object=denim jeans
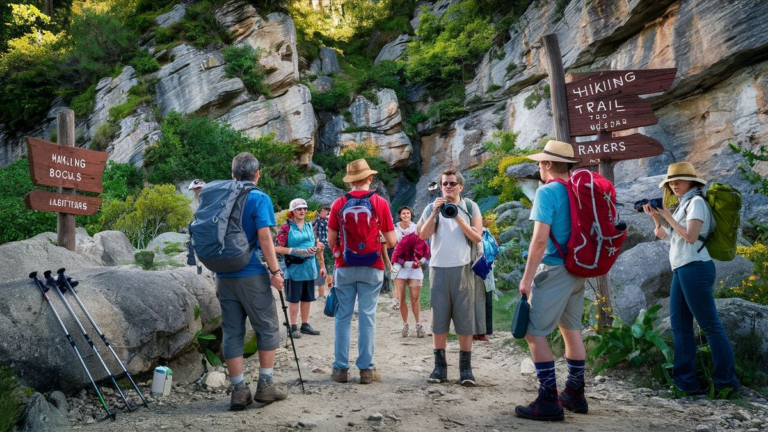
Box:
[670,260,739,392]
[333,266,383,370]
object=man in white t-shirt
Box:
[417,168,483,386]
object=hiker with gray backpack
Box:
[189,152,289,410]
[643,161,741,397]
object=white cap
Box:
[289,198,308,211]
[188,179,206,190]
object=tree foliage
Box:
[313,143,396,190]
[0,158,56,244]
[406,0,494,85]
[102,184,192,249]
[144,111,304,210]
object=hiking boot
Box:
[229,382,252,411]
[359,368,379,384]
[415,323,425,338]
[331,368,348,383]
[289,324,302,339]
[402,323,410,338]
[300,323,320,335]
[473,334,489,342]
[254,383,288,404]
[427,349,448,383]
[559,386,588,414]
[515,390,564,421]
[458,350,475,387]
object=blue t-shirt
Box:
[216,189,276,278]
[529,181,571,266]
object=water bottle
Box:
[151,366,173,397]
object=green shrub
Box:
[586,304,673,373]
[0,30,65,131]
[134,250,155,270]
[129,50,160,75]
[70,83,97,118]
[163,242,185,255]
[106,184,192,249]
[109,84,154,123]
[524,90,542,110]
[90,122,120,151]
[144,111,303,209]
[222,45,272,97]
[487,84,502,92]
[172,0,233,50]
[0,158,57,245]
[406,1,494,85]
[0,366,28,432]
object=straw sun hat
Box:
[658,162,707,188]
[342,158,378,183]
[527,140,579,164]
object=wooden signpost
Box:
[24,109,108,250]
[542,34,677,329]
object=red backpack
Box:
[548,169,627,278]
[338,192,381,266]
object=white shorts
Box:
[395,261,424,281]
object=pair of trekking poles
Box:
[29,268,149,421]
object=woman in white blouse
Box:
[643,162,739,397]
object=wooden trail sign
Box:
[25,190,102,216]
[566,69,677,102]
[567,94,657,136]
[574,133,665,167]
[27,137,108,193]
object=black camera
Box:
[440,203,459,219]
[634,198,664,212]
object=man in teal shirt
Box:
[515,140,588,422]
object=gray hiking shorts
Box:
[216,274,279,358]
[430,265,486,335]
[527,264,586,336]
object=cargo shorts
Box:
[527,264,586,336]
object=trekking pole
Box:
[278,290,305,393]
[43,271,136,412]
[56,268,149,408]
[29,272,116,421]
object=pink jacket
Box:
[391,233,431,265]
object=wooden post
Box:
[545,34,615,330]
[542,34,571,142]
[57,109,76,251]
[596,131,615,329]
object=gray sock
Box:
[258,367,274,389]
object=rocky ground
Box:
[64,291,768,432]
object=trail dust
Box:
[77,288,729,432]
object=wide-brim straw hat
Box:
[343,158,378,183]
[658,162,707,188]
[527,140,579,164]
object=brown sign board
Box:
[26,137,108,193]
[573,133,665,167]
[24,190,102,216]
[567,94,658,136]
[566,68,677,102]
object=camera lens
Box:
[440,203,458,219]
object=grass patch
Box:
[162,241,185,255]
[0,367,28,432]
[71,83,98,118]
[223,45,272,98]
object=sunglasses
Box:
[442,181,459,187]
[294,208,308,211]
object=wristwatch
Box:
[268,268,283,276]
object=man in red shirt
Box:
[327,159,397,385]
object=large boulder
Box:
[0,243,218,390]
[307,180,345,207]
[107,109,160,167]
[375,34,410,65]
[216,1,299,97]
[0,238,97,282]
[155,4,186,28]
[146,232,189,254]
[609,241,754,323]
[309,47,341,76]
[710,298,768,370]
[80,231,135,267]
[155,44,244,117]
[19,392,69,432]
[221,84,317,165]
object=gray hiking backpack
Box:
[189,180,260,273]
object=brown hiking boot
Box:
[359,368,379,384]
[229,383,252,411]
[331,368,348,383]
[254,383,288,404]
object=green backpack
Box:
[694,183,742,261]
